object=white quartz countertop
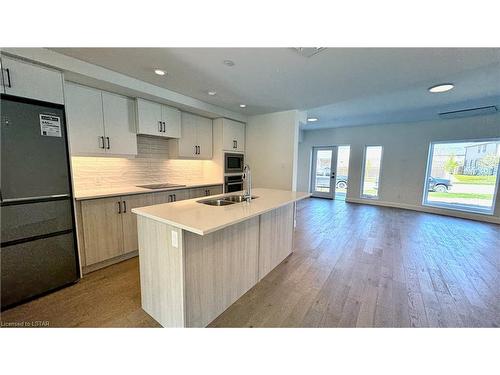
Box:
[132,188,311,235]
[74,182,223,201]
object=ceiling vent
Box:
[438,105,498,119]
[292,47,326,58]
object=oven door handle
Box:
[226,181,243,186]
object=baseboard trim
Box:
[345,198,500,225]
[82,251,138,275]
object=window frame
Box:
[422,138,500,216]
[360,145,383,199]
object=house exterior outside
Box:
[463,142,500,175]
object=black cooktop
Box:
[136,183,187,190]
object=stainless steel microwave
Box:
[224,152,244,173]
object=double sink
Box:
[198,194,258,206]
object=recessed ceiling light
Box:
[207,90,217,96]
[239,104,246,108]
[154,69,166,76]
[307,117,318,122]
[223,60,235,67]
[428,83,454,93]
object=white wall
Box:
[298,113,500,223]
[246,110,301,191]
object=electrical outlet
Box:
[171,230,178,248]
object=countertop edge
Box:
[132,192,311,235]
[74,182,224,201]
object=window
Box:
[423,139,500,214]
[361,146,383,198]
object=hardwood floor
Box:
[2,198,499,327]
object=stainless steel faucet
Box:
[242,164,252,202]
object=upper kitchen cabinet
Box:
[169,112,213,159]
[0,55,64,104]
[136,98,181,138]
[218,118,245,152]
[101,92,138,155]
[65,82,137,156]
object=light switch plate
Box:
[171,230,178,248]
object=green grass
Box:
[452,175,497,185]
[429,192,493,200]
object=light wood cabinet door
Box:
[102,92,137,156]
[153,189,189,204]
[196,116,213,159]
[222,119,245,152]
[177,112,198,157]
[1,55,64,104]
[81,197,124,266]
[188,188,207,199]
[121,193,154,253]
[65,83,106,155]
[162,105,181,138]
[136,98,163,137]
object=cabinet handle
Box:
[158,121,162,132]
[99,136,105,149]
[194,145,197,155]
[197,145,201,155]
[117,201,122,214]
[123,200,127,213]
[173,194,176,202]
[162,122,166,132]
[4,68,11,88]
[106,137,110,149]
[233,140,237,149]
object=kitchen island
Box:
[132,188,310,327]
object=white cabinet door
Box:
[196,116,213,159]
[177,112,198,157]
[162,105,181,138]
[65,83,106,155]
[222,119,245,152]
[102,92,137,156]
[136,98,163,136]
[1,55,64,104]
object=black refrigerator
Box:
[1,94,79,310]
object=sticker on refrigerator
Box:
[39,114,62,137]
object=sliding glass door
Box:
[311,146,337,199]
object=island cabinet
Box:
[133,188,309,327]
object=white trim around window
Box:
[422,138,500,216]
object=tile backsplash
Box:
[71,135,220,191]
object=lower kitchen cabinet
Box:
[122,193,154,254]
[153,189,189,204]
[81,196,124,266]
[77,185,222,272]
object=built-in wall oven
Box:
[224,152,244,174]
[224,175,244,193]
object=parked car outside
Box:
[336,175,348,189]
[428,177,452,192]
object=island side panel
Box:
[137,216,186,327]
[258,203,295,280]
[183,217,260,327]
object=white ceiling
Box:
[50,48,500,129]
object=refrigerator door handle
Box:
[1,194,70,205]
